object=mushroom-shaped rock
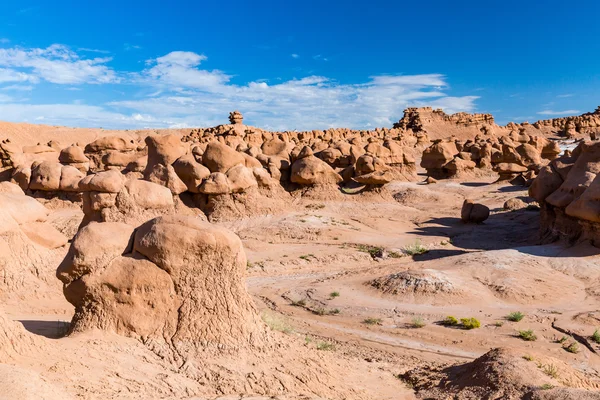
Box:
[172,154,211,193]
[146,163,188,195]
[145,134,187,167]
[202,142,245,173]
[85,136,136,153]
[421,141,458,170]
[461,199,490,223]
[199,172,232,194]
[81,170,126,193]
[290,155,342,185]
[133,215,265,349]
[59,165,85,192]
[226,165,258,193]
[59,146,89,164]
[29,161,62,191]
[10,166,31,191]
[57,221,136,286]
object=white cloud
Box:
[78,47,111,54]
[124,43,142,51]
[0,94,12,103]
[0,67,38,83]
[0,48,481,130]
[556,94,573,98]
[138,51,230,91]
[0,38,9,44]
[108,52,478,130]
[0,44,117,84]
[291,53,299,58]
[1,84,33,91]
[537,109,580,116]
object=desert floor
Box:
[4,170,600,399]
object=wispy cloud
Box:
[0,38,9,44]
[0,44,117,84]
[537,109,580,116]
[124,43,142,51]
[313,54,329,61]
[556,93,573,98]
[291,53,299,59]
[78,47,111,54]
[1,84,33,91]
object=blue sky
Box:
[0,0,599,130]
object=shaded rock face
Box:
[291,155,342,185]
[420,133,559,183]
[0,189,67,302]
[461,199,490,223]
[530,141,600,245]
[57,215,266,353]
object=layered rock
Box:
[529,141,600,245]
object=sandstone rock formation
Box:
[529,141,600,245]
[57,214,267,354]
[402,348,600,399]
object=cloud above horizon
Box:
[0,44,482,130]
[537,109,580,116]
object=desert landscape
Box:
[0,105,599,399]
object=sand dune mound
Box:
[402,347,600,399]
[369,269,461,296]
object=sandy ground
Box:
[3,170,600,399]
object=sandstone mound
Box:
[369,270,461,297]
[529,141,600,245]
[421,130,560,183]
[58,215,266,354]
[0,189,68,303]
[402,347,600,399]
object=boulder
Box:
[461,199,490,223]
[29,161,62,191]
[202,142,245,173]
[290,155,342,185]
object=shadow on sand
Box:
[19,320,70,339]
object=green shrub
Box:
[592,329,600,344]
[557,335,568,344]
[403,240,428,256]
[523,354,533,361]
[564,342,579,354]
[460,317,481,330]
[540,383,554,390]
[518,329,537,341]
[261,311,294,334]
[316,341,335,351]
[542,364,558,379]
[443,316,459,326]
[411,317,426,328]
[507,311,525,322]
[330,291,340,298]
[363,317,382,325]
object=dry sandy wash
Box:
[0,108,600,399]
